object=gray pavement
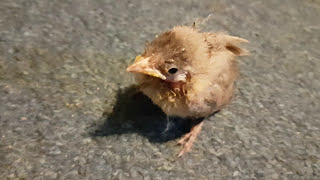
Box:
[0,0,319,179]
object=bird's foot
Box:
[178,120,204,157]
[161,116,171,134]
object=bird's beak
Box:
[127,56,166,80]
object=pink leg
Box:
[178,120,204,157]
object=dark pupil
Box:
[168,68,178,74]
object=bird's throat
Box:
[169,81,185,92]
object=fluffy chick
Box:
[127,26,248,156]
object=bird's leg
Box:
[178,119,204,157]
[162,116,171,134]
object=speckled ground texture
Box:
[0,0,319,179]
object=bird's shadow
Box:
[90,86,192,143]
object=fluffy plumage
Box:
[127,26,248,156]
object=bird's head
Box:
[126,54,191,83]
[127,28,198,84]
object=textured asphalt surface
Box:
[0,0,319,179]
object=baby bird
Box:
[127,26,248,156]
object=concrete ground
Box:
[0,0,319,179]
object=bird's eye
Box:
[168,68,178,74]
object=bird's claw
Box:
[178,133,195,157]
[178,132,192,144]
[177,120,204,157]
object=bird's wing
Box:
[204,32,249,56]
[186,33,248,116]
